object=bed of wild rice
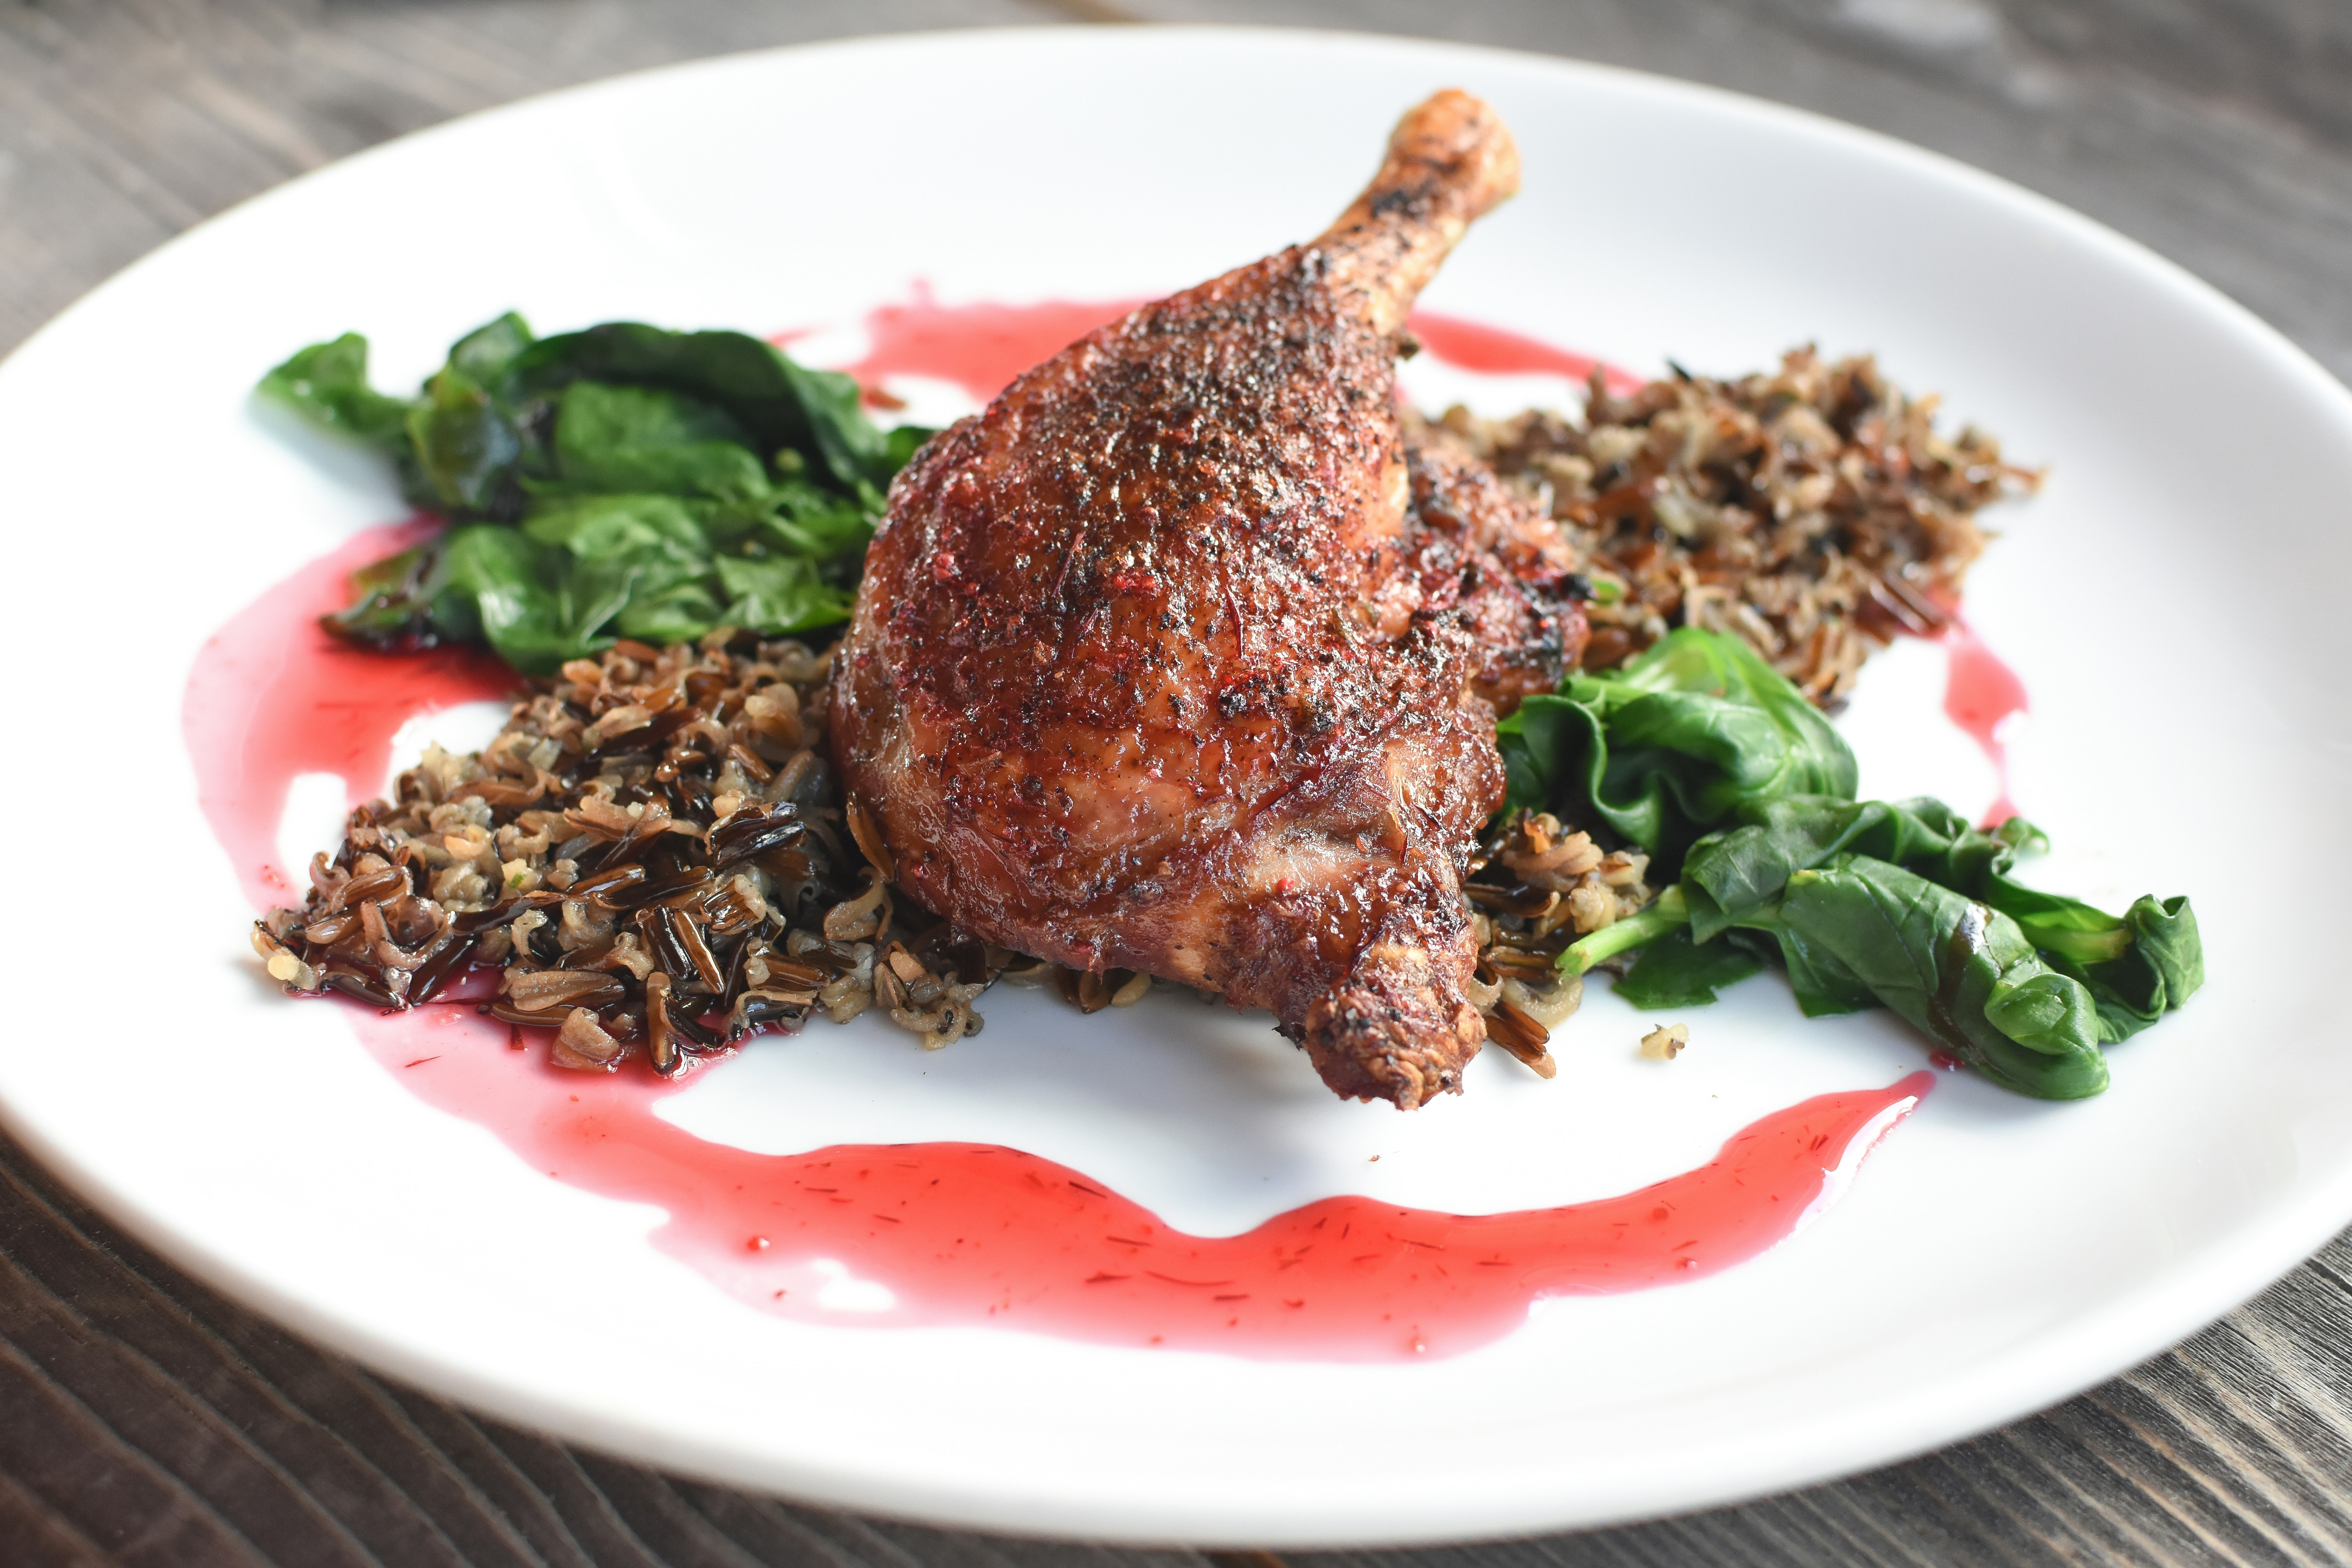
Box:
[1406,346,2039,704]
[255,635,991,1074]
[256,353,2026,1077]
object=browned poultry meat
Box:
[1402,437,1587,715]
[832,91,1587,1107]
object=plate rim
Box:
[5,23,2352,1546]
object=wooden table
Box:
[5,3,2348,1562]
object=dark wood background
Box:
[4,2,2349,1562]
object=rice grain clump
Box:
[1640,1024,1691,1061]
[1457,809,1624,1080]
[250,633,1002,1074]
[1407,347,2039,702]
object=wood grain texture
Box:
[2,2,2348,1563]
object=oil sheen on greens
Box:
[258,313,930,674]
[1498,628,2203,1099]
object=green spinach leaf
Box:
[1678,793,2201,1041]
[715,554,858,635]
[446,312,535,388]
[258,312,926,669]
[1613,926,1771,1009]
[320,541,440,648]
[548,383,767,501]
[759,481,878,563]
[615,580,726,646]
[503,321,900,493]
[2049,893,2205,1043]
[407,366,523,515]
[1776,857,2110,1099]
[1524,628,2201,1095]
[1496,627,1857,878]
[256,334,412,452]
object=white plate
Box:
[4,26,2350,1547]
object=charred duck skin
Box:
[833,91,1585,1107]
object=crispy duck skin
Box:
[833,91,1577,1107]
[1403,437,1589,715]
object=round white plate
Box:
[4,26,2350,1547]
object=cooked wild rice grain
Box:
[1640,1023,1692,1061]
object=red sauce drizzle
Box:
[347,1001,1929,1361]
[181,518,514,907]
[821,287,1643,407]
[831,285,1145,405]
[1406,311,1647,396]
[1940,620,2030,828]
[188,315,1942,1362]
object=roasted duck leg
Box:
[833,91,1567,1107]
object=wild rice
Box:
[253,632,1004,1074]
[1406,346,2038,704]
[1640,1023,1691,1061]
[1457,809,1612,1080]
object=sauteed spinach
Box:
[1501,628,2202,1098]
[259,314,928,674]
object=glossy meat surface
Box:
[1403,437,1589,714]
[833,92,1560,1107]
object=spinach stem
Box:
[1560,885,1688,975]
